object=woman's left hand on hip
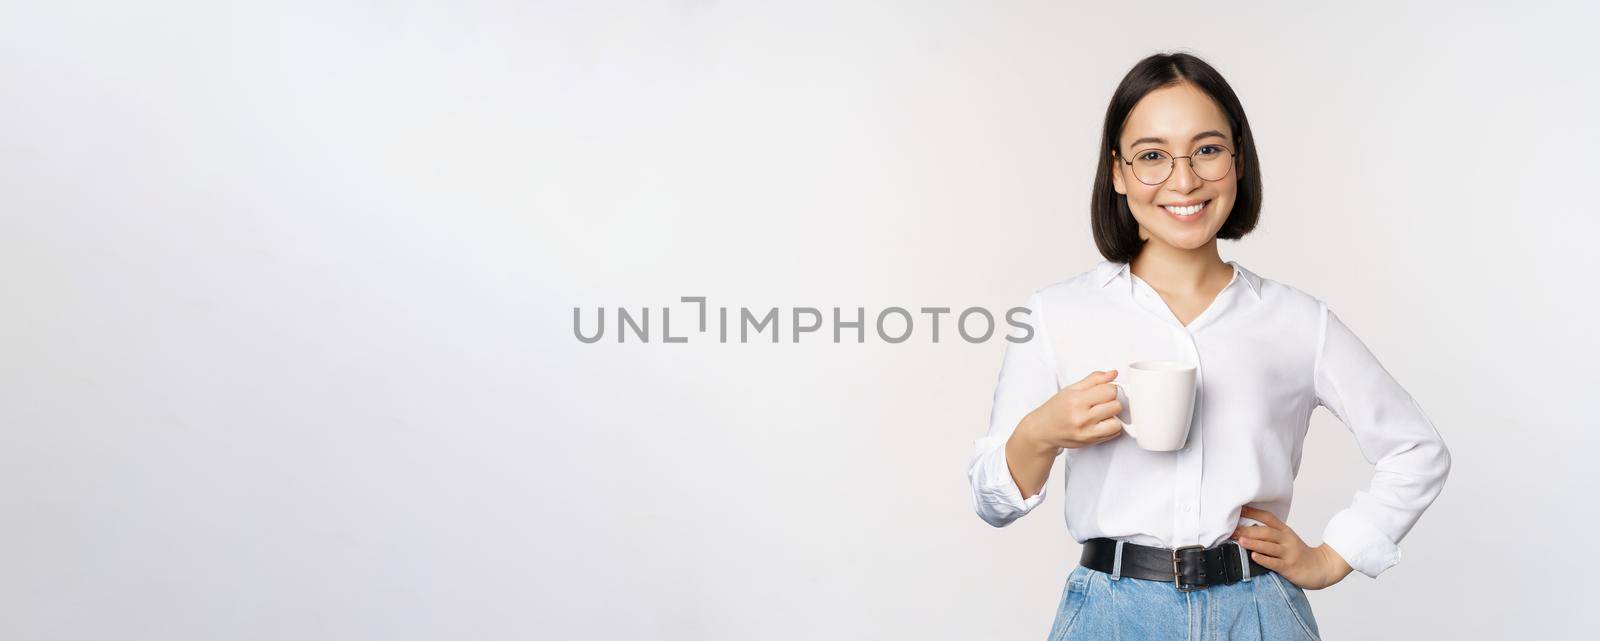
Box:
[1233,506,1354,590]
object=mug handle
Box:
[1108,381,1137,439]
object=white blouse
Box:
[966,260,1451,579]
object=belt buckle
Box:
[1172,545,1207,592]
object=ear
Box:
[1110,151,1127,195]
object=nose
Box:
[1168,156,1202,193]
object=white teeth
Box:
[1163,201,1206,216]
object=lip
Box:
[1161,199,1209,207]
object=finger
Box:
[1066,369,1117,391]
[1235,525,1280,542]
[1083,397,1123,423]
[1083,417,1125,443]
[1237,537,1287,558]
[1249,551,1283,571]
[1240,506,1286,529]
[1240,506,1283,528]
[1079,382,1119,405]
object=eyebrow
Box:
[1128,130,1229,149]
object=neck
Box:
[1129,238,1229,293]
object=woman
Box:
[965,52,1451,640]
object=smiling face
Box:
[1110,82,1242,253]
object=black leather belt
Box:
[1079,537,1271,592]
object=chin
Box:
[1155,238,1213,251]
[1148,229,1219,250]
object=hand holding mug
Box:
[1020,370,1126,450]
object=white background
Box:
[3,1,1597,639]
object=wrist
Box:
[1013,412,1062,457]
[1317,544,1354,580]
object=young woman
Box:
[965,52,1451,640]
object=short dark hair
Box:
[1090,52,1262,263]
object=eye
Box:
[1137,150,1166,162]
[1195,144,1224,157]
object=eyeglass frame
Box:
[1113,142,1239,186]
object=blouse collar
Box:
[1097,259,1262,300]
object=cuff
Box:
[974,438,1046,512]
[1321,508,1402,579]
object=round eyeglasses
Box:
[1117,143,1236,186]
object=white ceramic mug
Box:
[1110,360,1198,451]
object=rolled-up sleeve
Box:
[1313,304,1452,578]
[967,291,1061,528]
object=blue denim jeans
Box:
[1047,563,1322,641]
